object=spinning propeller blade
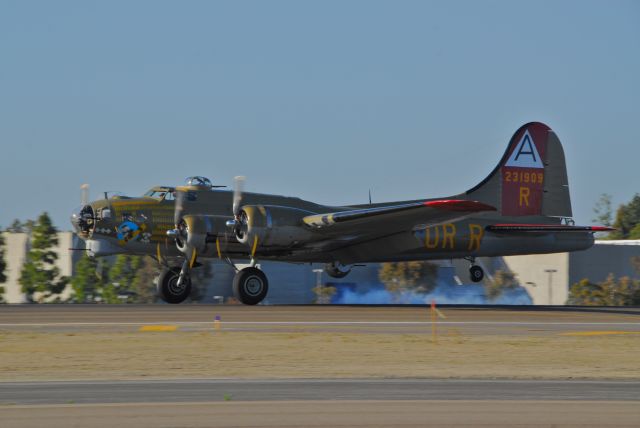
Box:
[232,176,245,218]
[174,189,184,227]
[81,184,90,206]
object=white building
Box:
[1,232,81,303]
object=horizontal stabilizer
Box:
[487,224,615,233]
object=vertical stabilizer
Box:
[463,122,572,218]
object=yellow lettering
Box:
[468,223,484,251]
[519,186,530,207]
[442,223,456,249]
[425,227,439,249]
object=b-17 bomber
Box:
[70,122,613,304]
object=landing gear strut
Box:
[464,257,484,283]
[233,267,269,305]
[157,266,192,304]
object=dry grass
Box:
[1,329,639,381]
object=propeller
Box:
[166,186,195,289]
[232,176,245,219]
[221,175,252,260]
[227,176,247,238]
[71,183,95,236]
[174,188,185,228]
[81,183,90,206]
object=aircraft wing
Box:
[303,199,496,236]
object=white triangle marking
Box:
[504,130,544,169]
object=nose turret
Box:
[70,204,95,238]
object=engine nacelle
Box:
[236,205,314,248]
[176,215,216,254]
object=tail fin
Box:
[464,122,572,218]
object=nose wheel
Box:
[233,267,269,305]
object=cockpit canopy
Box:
[185,176,213,189]
[143,177,217,201]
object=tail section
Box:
[464,122,572,218]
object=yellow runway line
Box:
[560,331,640,337]
[139,325,178,332]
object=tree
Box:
[567,274,640,306]
[628,224,640,240]
[70,254,103,303]
[631,256,640,276]
[484,270,519,300]
[0,231,7,303]
[599,274,633,306]
[592,193,613,227]
[312,283,337,304]
[102,255,140,303]
[378,261,439,295]
[612,194,640,239]
[19,213,68,303]
[6,219,25,233]
[567,278,604,305]
[131,256,160,303]
[188,260,213,303]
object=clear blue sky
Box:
[1,0,638,230]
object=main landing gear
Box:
[465,257,485,283]
[232,266,269,305]
[157,266,192,304]
[157,264,270,305]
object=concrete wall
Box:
[503,253,569,305]
[569,241,640,285]
[3,233,29,303]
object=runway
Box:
[2,378,640,427]
[1,305,639,427]
[1,304,639,336]
[3,400,639,428]
[2,378,640,405]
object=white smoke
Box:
[332,284,532,305]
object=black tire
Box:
[157,267,191,304]
[469,265,484,283]
[233,267,269,305]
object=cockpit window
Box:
[144,189,174,201]
[143,190,163,200]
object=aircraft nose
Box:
[70,204,95,237]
